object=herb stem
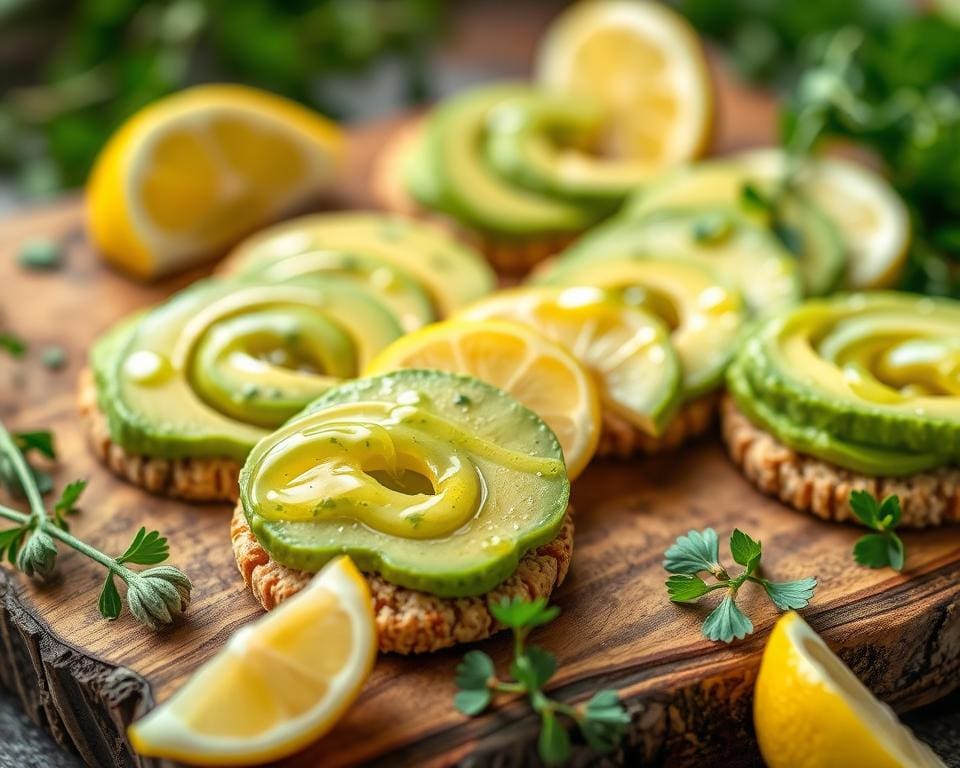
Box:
[43,523,137,581]
[491,680,527,695]
[0,424,46,521]
[0,504,28,526]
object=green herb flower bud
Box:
[126,566,193,629]
[16,529,57,579]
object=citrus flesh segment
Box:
[459,286,682,437]
[737,149,911,289]
[755,612,945,768]
[87,84,343,279]
[365,319,601,479]
[128,556,375,766]
[536,0,712,169]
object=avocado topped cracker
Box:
[723,292,960,527]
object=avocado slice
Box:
[234,249,434,332]
[92,276,404,461]
[557,208,802,315]
[225,212,496,317]
[734,292,960,461]
[535,257,746,397]
[625,159,845,296]
[727,357,948,476]
[422,83,602,236]
[240,370,570,597]
[484,92,655,205]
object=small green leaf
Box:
[772,220,805,257]
[581,689,630,752]
[53,479,87,530]
[702,594,754,643]
[18,239,63,271]
[117,527,170,565]
[453,688,491,716]
[663,528,720,575]
[877,495,902,529]
[510,646,556,690]
[0,332,26,358]
[98,573,122,621]
[665,574,713,602]
[849,489,881,528]
[0,527,25,553]
[15,431,56,460]
[490,596,559,630]
[538,710,571,766]
[730,529,762,573]
[761,577,817,610]
[6,528,25,565]
[455,650,495,690]
[853,533,895,569]
[887,534,905,571]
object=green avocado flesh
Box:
[92,277,403,461]
[484,92,652,205]
[227,212,496,318]
[729,292,960,473]
[535,258,745,398]
[240,369,570,597]
[235,249,434,332]
[416,83,604,235]
[557,209,803,315]
[624,160,846,296]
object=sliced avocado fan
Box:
[728,292,960,474]
[240,369,570,597]
[92,276,404,461]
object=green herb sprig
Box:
[0,429,57,497]
[0,420,191,629]
[0,332,26,357]
[664,528,817,643]
[849,490,905,571]
[454,597,629,765]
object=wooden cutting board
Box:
[0,66,958,768]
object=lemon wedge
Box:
[128,556,375,766]
[738,149,911,289]
[755,612,944,768]
[536,0,712,167]
[366,318,601,479]
[459,286,682,438]
[87,84,343,280]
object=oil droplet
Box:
[123,350,170,385]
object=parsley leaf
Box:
[665,528,817,643]
[53,479,86,531]
[849,490,906,571]
[453,598,628,764]
[663,528,723,577]
[98,573,123,620]
[116,527,170,566]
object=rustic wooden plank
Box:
[0,59,957,768]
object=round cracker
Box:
[721,395,960,528]
[78,368,241,502]
[597,393,719,458]
[230,503,574,654]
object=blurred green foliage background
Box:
[0,0,443,197]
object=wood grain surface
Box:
[0,64,958,768]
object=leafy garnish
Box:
[0,419,191,629]
[454,597,629,765]
[0,332,26,358]
[665,528,817,643]
[849,490,905,571]
[0,430,57,498]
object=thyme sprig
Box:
[0,420,191,629]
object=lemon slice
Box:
[536,0,712,167]
[128,556,375,766]
[87,84,343,280]
[365,319,601,479]
[755,612,945,768]
[459,286,682,437]
[737,149,911,289]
